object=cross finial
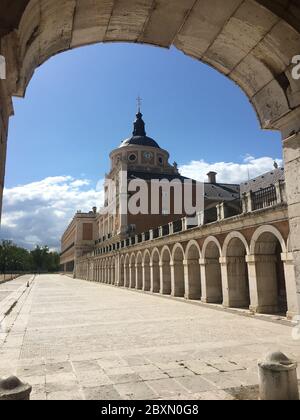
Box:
[137,96,142,113]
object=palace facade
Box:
[60,112,296,319]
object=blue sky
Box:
[6,43,281,188]
[1,43,283,249]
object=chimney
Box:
[207,171,217,184]
[92,206,97,214]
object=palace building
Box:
[60,111,296,320]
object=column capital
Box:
[281,252,294,263]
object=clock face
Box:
[144,151,153,160]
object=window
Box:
[129,154,137,162]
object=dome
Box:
[119,110,160,149]
[120,135,160,149]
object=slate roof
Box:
[240,168,285,194]
[127,171,240,202]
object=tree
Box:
[0,241,60,273]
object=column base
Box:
[250,304,280,314]
[223,300,250,309]
[201,297,222,304]
[184,294,201,300]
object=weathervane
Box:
[137,96,142,113]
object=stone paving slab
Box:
[0,275,300,400]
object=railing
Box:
[173,219,183,233]
[251,186,277,211]
[78,183,286,262]
[162,224,169,236]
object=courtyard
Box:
[0,274,299,400]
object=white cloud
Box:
[0,156,283,251]
[1,176,104,251]
[179,155,283,184]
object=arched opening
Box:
[136,253,143,290]
[185,242,201,300]
[253,231,287,315]
[203,239,223,304]
[151,249,160,294]
[160,247,172,295]
[225,236,250,308]
[172,245,185,297]
[143,251,151,292]
[105,260,109,284]
[120,256,125,287]
[124,255,130,288]
[111,259,115,285]
[130,254,136,289]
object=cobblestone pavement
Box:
[0,275,299,400]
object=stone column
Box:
[0,80,10,225]
[282,252,299,319]
[220,256,250,308]
[150,262,160,293]
[160,261,171,295]
[246,255,279,314]
[170,262,185,297]
[114,256,120,286]
[142,263,151,291]
[199,258,223,304]
[277,108,300,316]
[183,259,201,300]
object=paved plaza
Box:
[0,274,299,400]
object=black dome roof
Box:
[119,111,160,149]
[120,135,160,149]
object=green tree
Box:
[0,241,60,273]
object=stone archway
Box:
[1,1,300,314]
[201,237,223,304]
[160,246,172,295]
[249,226,288,315]
[119,256,125,287]
[111,258,115,285]
[129,254,136,289]
[171,244,185,297]
[124,255,130,288]
[185,240,201,300]
[136,252,143,290]
[143,251,151,292]
[150,248,160,293]
[222,232,250,308]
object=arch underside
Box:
[1,0,299,129]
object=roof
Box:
[240,168,285,194]
[119,111,161,149]
[120,135,160,149]
[127,171,240,201]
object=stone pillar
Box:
[129,264,135,288]
[199,258,223,304]
[160,261,171,295]
[169,222,174,235]
[150,262,160,293]
[135,263,143,290]
[170,262,185,297]
[0,79,11,225]
[183,259,201,300]
[0,376,32,401]
[114,256,120,286]
[142,263,151,291]
[246,255,279,314]
[277,109,300,316]
[258,352,299,401]
[220,256,250,308]
[197,211,204,226]
[282,252,299,319]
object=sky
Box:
[1,43,283,250]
